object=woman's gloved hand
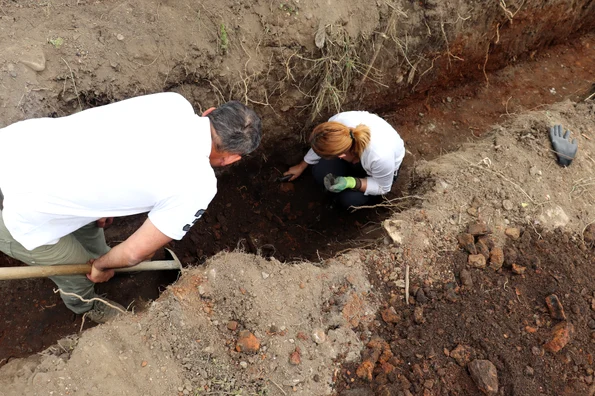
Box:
[549,124,578,167]
[323,173,356,193]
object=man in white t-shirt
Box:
[0,92,262,323]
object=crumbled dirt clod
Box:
[544,322,575,353]
[450,344,474,367]
[381,307,400,324]
[512,264,526,275]
[289,347,301,365]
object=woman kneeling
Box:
[285,111,405,209]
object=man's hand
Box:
[323,174,356,193]
[549,124,578,167]
[284,161,309,181]
[96,217,114,228]
[86,259,115,283]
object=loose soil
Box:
[339,227,595,396]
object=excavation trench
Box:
[0,34,594,366]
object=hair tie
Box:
[349,130,355,140]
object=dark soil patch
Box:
[338,227,595,395]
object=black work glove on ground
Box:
[549,124,578,167]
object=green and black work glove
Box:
[549,124,578,167]
[324,173,356,193]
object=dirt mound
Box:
[0,252,375,395]
[381,100,595,283]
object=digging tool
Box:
[0,248,182,281]
[276,175,292,182]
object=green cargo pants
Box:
[0,211,110,314]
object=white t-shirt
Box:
[304,111,405,195]
[0,92,217,251]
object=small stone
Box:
[544,322,574,353]
[381,307,400,324]
[446,97,453,103]
[459,269,473,288]
[141,361,148,367]
[476,239,490,259]
[512,264,526,275]
[227,321,238,331]
[584,224,595,244]
[488,247,504,271]
[239,361,248,369]
[545,294,566,320]
[524,366,534,377]
[414,306,425,324]
[505,228,521,240]
[467,221,490,236]
[116,33,125,41]
[313,374,320,382]
[502,200,514,211]
[468,254,487,269]
[236,330,260,354]
[416,288,428,304]
[20,49,46,72]
[312,328,326,344]
[457,233,477,254]
[467,207,478,217]
[468,360,499,395]
[289,347,301,365]
[262,272,270,279]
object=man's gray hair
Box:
[207,101,262,155]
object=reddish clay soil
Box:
[0,35,594,364]
[337,227,595,396]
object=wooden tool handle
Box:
[0,260,181,281]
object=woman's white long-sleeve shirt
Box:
[304,111,405,196]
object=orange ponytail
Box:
[309,121,371,159]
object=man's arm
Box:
[87,218,172,283]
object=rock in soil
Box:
[505,227,521,240]
[468,359,499,395]
[457,233,477,254]
[236,330,260,354]
[468,221,491,236]
[489,247,504,271]
[476,239,490,259]
[544,322,575,353]
[545,294,567,320]
[468,254,487,269]
[512,263,526,275]
[584,223,595,244]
